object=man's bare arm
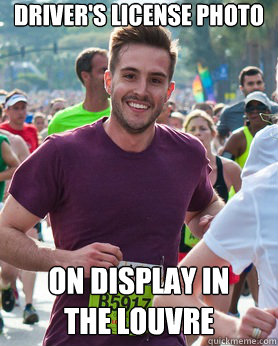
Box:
[0,196,123,277]
[223,159,242,193]
[154,241,277,341]
[13,135,30,162]
[0,141,20,182]
[222,131,244,159]
[0,130,30,162]
[185,191,224,239]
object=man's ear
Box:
[81,71,89,84]
[104,70,112,95]
[166,82,175,101]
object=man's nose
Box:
[133,78,148,97]
[194,129,201,136]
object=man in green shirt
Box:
[48,48,110,134]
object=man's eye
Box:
[152,78,161,84]
[124,74,135,79]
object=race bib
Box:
[89,261,163,335]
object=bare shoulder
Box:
[13,134,26,146]
[0,130,21,145]
[11,135,30,161]
[220,156,242,192]
[223,128,246,157]
[0,129,13,141]
[230,127,245,140]
[225,129,244,147]
[221,157,241,172]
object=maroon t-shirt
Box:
[10,118,213,346]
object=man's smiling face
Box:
[105,43,174,134]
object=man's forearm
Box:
[154,292,238,339]
[0,167,18,182]
[187,195,224,239]
[0,196,123,277]
[0,225,123,277]
[0,225,66,272]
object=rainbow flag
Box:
[197,63,215,102]
[192,74,205,102]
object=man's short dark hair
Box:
[192,102,213,114]
[75,47,108,85]
[109,26,178,81]
[5,88,27,104]
[50,97,66,107]
[239,66,264,86]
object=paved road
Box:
[0,225,254,346]
[1,271,54,346]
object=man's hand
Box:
[198,215,214,234]
[186,191,224,239]
[237,306,278,340]
[67,242,123,277]
[0,197,123,276]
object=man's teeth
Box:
[129,102,148,109]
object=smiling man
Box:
[0,26,223,346]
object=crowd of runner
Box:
[0,25,277,346]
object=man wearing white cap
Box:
[0,89,39,326]
[0,89,38,153]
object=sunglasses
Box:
[245,104,269,113]
[259,112,278,125]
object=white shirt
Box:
[204,163,278,338]
[242,124,278,178]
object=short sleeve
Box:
[9,137,64,218]
[48,112,64,135]
[203,188,257,274]
[0,134,10,145]
[47,116,58,135]
[187,145,213,212]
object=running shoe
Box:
[23,304,39,324]
[1,286,15,312]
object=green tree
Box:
[179,0,278,100]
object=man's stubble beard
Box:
[111,97,165,135]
